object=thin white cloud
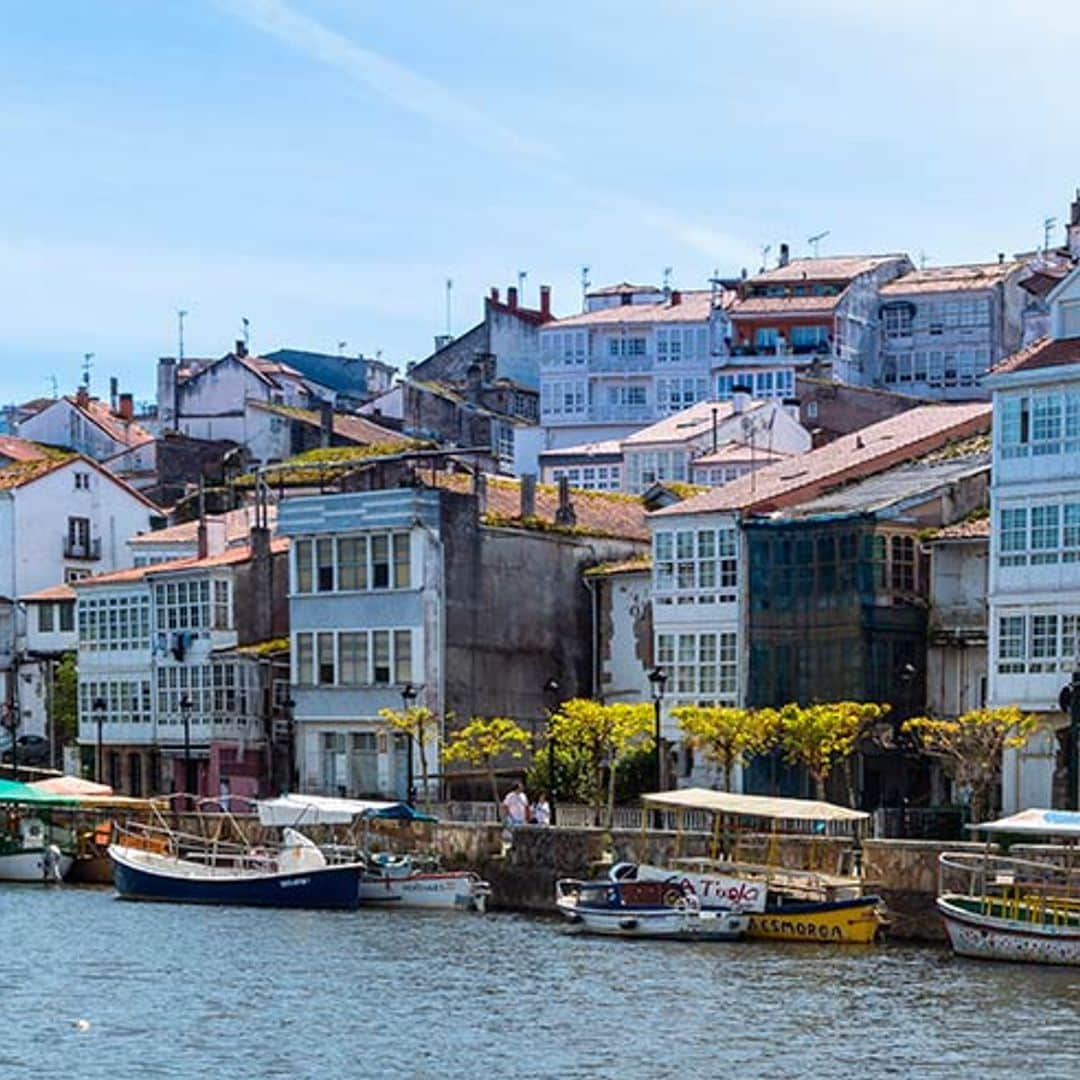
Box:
[215,0,552,160]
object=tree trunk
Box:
[813,773,826,801]
[488,764,500,809]
[607,757,618,828]
[417,732,430,808]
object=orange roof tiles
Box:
[586,282,661,297]
[691,441,792,466]
[879,261,1021,297]
[730,293,844,318]
[549,291,716,329]
[0,454,74,491]
[0,436,50,463]
[748,255,908,284]
[933,517,990,541]
[430,473,649,541]
[584,556,653,577]
[78,538,289,588]
[129,506,279,547]
[990,335,1080,376]
[20,583,77,602]
[623,400,764,446]
[652,402,991,517]
[246,400,403,445]
[64,396,153,448]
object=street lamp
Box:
[1,702,18,782]
[543,677,560,825]
[648,666,668,792]
[1059,670,1080,812]
[401,683,418,804]
[92,696,107,785]
[283,696,296,794]
[179,694,193,809]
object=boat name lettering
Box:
[279,878,311,888]
[749,915,844,940]
[686,877,762,905]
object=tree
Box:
[548,699,654,825]
[52,652,78,747]
[378,706,441,806]
[673,705,778,791]
[902,706,1039,822]
[778,701,890,803]
[442,716,531,806]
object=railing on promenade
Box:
[871,806,969,841]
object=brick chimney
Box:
[319,399,334,448]
[520,474,536,518]
[117,393,134,421]
[235,339,248,358]
[670,290,682,306]
[75,385,90,409]
[249,523,274,640]
[539,285,551,317]
[472,471,487,517]
[779,242,790,267]
[507,286,518,311]
[555,475,576,527]
[490,287,500,303]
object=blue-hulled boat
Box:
[108,825,363,910]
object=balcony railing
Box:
[63,536,101,560]
[730,342,831,358]
[587,355,655,374]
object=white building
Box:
[538,285,739,449]
[985,265,1080,811]
[17,387,153,464]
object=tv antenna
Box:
[807,230,830,258]
[1044,216,1058,253]
[517,270,528,297]
[177,309,188,363]
[46,375,59,399]
[241,317,250,349]
[445,278,453,336]
[662,266,673,292]
[760,244,772,272]
[918,250,930,270]
[337,341,347,357]
[82,352,94,389]
[581,265,591,310]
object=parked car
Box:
[1,734,51,766]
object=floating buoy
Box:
[72,1019,90,1031]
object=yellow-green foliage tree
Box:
[549,699,654,825]
[673,705,778,791]
[902,706,1039,822]
[778,701,891,803]
[378,705,441,806]
[442,716,531,806]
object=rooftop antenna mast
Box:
[760,244,772,273]
[177,309,188,364]
[82,352,94,390]
[1044,216,1058,253]
[581,265,591,310]
[445,278,453,336]
[337,340,347,357]
[662,266,673,293]
[241,317,250,349]
[807,230,830,258]
[918,250,930,270]
[46,375,59,399]
[517,270,528,297]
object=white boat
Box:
[358,852,490,912]
[938,808,1080,966]
[0,815,72,883]
[556,877,749,940]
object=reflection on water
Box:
[3,885,1079,1079]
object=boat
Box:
[0,778,75,882]
[938,808,1080,966]
[555,876,749,940]
[257,794,491,912]
[638,788,885,944]
[108,822,365,910]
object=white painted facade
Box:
[986,266,1080,812]
[17,396,149,462]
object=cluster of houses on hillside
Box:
[7,196,1080,818]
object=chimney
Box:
[555,475,576,527]
[319,399,334,448]
[520,474,537,518]
[507,286,518,310]
[490,286,500,302]
[75,385,90,409]
[235,339,248,358]
[732,385,752,415]
[670,290,682,306]
[250,523,274,640]
[539,285,551,317]
[998,252,1005,265]
[157,357,178,429]
[779,243,790,267]
[712,406,719,452]
[472,471,487,517]
[433,334,454,352]
[117,393,134,420]
[109,376,119,411]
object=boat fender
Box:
[662,887,683,907]
[619,918,639,931]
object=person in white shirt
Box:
[502,781,529,825]
[532,792,551,827]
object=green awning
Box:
[0,778,77,806]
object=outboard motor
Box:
[42,844,63,883]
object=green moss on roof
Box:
[235,442,422,488]
[231,637,290,657]
[658,481,710,499]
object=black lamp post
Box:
[282,696,296,794]
[401,683,418,804]
[648,666,668,792]
[1061,670,1080,812]
[543,677,560,826]
[92,696,107,785]
[179,694,193,808]
[1,703,18,782]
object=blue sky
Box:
[1,0,1076,403]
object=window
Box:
[74,471,90,490]
[58,602,74,633]
[541,378,588,417]
[997,616,1026,673]
[338,537,368,590]
[316,539,335,592]
[1064,504,1080,562]
[38,604,54,633]
[1030,615,1059,672]
[656,631,737,703]
[295,532,413,593]
[607,336,647,357]
[317,632,336,685]
[393,535,411,588]
[296,633,314,685]
[889,535,916,592]
[295,539,314,593]
[339,632,368,685]
[754,328,779,350]
[653,527,737,602]
[1030,505,1060,564]
[213,581,231,629]
[154,579,211,632]
[67,516,91,555]
[78,594,152,650]
[791,325,829,348]
[999,508,1028,566]
[882,306,913,338]
[373,630,391,684]
[1031,395,1063,455]
[394,630,412,683]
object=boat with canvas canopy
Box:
[256,795,491,912]
[937,808,1080,965]
[0,778,77,882]
[630,788,884,944]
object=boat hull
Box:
[746,896,882,944]
[938,896,1080,966]
[557,900,748,940]
[359,871,488,912]
[0,850,73,883]
[109,846,362,910]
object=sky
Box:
[1,0,1078,403]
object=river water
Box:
[3,885,1079,1080]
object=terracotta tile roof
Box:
[78,538,289,588]
[879,261,1021,297]
[0,436,50,463]
[1019,268,1069,298]
[584,556,653,577]
[548,290,715,329]
[623,400,764,446]
[539,438,624,462]
[990,335,1080,376]
[586,282,661,297]
[64,396,153,448]
[485,297,555,326]
[933,516,990,541]
[20,582,77,602]
[246,400,403,445]
[691,441,793,466]
[430,473,649,541]
[748,255,908,284]
[730,293,844,317]
[652,402,991,517]
[129,506,279,547]
[0,453,75,491]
